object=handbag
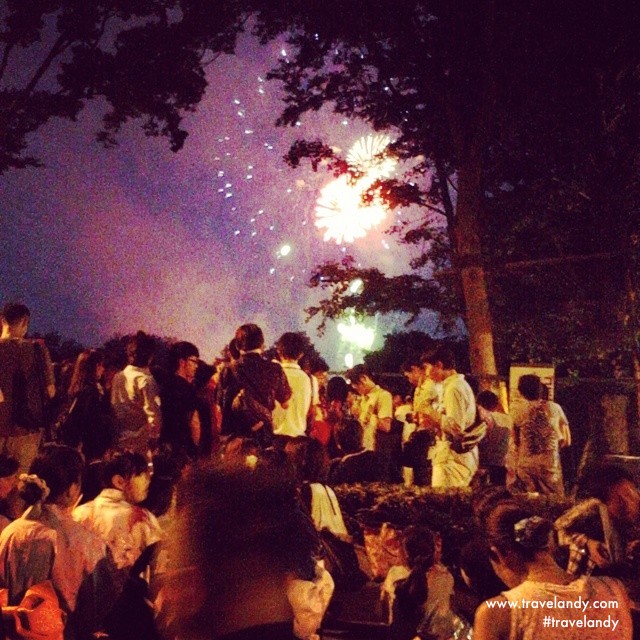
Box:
[0,581,66,640]
[318,529,367,593]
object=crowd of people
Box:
[0,302,638,639]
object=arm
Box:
[376,390,393,433]
[141,377,162,438]
[474,599,511,640]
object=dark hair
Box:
[517,374,543,401]
[327,376,349,403]
[68,349,105,398]
[1,303,30,326]
[459,537,506,601]
[400,355,423,373]
[421,345,456,370]
[576,463,636,503]
[234,324,264,352]
[103,450,149,486]
[0,454,18,478]
[346,364,370,384]
[484,501,552,561]
[393,526,436,632]
[476,390,500,411]
[284,437,327,483]
[226,338,241,361]
[276,332,306,360]
[169,341,199,373]
[22,444,84,505]
[127,331,156,367]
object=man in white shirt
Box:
[347,365,393,452]
[111,331,162,454]
[420,346,479,488]
[272,332,312,438]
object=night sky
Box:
[1,34,434,367]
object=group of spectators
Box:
[0,302,638,640]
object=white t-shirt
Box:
[358,385,393,451]
[272,361,312,437]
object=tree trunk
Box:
[455,161,497,380]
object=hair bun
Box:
[513,516,551,551]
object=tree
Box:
[0,0,244,172]
[242,0,640,380]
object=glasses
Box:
[187,357,199,365]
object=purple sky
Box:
[1,35,434,367]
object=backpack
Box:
[103,542,161,640]
[228,364,274,446]
[318,529,368,593]
[52,398,82,447]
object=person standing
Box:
[511,374,569,496]
[272,333,313,440]
[160,341,201,458]
[421,346,480,488]
[111,331,162,455]
[0,303,55,472]
[216,324,291,447]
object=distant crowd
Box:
[0,302,638,640]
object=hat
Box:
[0,454,19,478]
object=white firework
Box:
[315,134,396,244]
[346,134,396,179]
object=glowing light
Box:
[336,314,376,350]
[349,278,364,294]
[278,244,291,257]
[315,134,397,244]
[345,353,354,369]
[346,134,396,178]
[315,174,388,244]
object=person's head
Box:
[20,444,84,509]
[346,364,375,395]
[284,437,327,484]
[1,303,30,338]
[459,537,506,601]
[276,332,306,362]
[0,454,19,500]
[476,390,500,412]
[68,349,105,397]
[403,525,436,570]
[170,341,200,381]
[234,324,264,353]
[483,501,554,588]
[168,458,317,636]
[327,376,349,403]
[578,464,640,528]
[226,338,241,362]
[103,450,152,504]
[421,345,456,382]
[400,355,425,388]
[517,374,543,401]
[126,331,156,368]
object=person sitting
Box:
[0,444,108,639]
[384,525,463,640]
[474,499,633,640]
